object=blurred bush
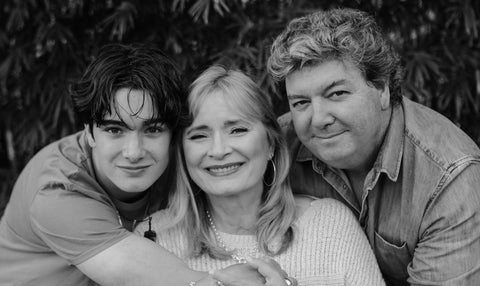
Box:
[1,0,479,217]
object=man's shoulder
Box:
[401,98,480,167]
[30,130,90,174]
[13,130,95,201]
[27,131,88,164]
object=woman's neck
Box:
[207,192,261,235]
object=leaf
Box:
[98,1,137,41]
[6,3,30,32]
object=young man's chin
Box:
[115,181,154,194]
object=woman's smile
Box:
[205,162,244,176]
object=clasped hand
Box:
[211,257,295,286]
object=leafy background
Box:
[1,0,479,217]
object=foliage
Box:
[1,0,479,216]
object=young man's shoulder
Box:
[22,131,91,181]
[7,130,98,221]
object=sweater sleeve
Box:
[307,199,385,286]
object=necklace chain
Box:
[205,209,259,263]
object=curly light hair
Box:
[268,8,403,105]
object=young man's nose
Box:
[207,132,232,159]
[122,133,146,162]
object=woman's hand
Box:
[212,257,296,286]
[247,257,296,286]
[210,262,266,286]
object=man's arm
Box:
[77,234,267,286]
[408,164,480,285]
[77,234,205,286]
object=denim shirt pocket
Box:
[374,231,411,280]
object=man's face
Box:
[285,59,391,172]
[86,88,172,201]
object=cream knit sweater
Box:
[135,198,385,286]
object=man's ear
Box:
[380,84,391,110]
[84,124,96,147]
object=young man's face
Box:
[86,88,172,201]
[285,59,391,173]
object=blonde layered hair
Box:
[166,65,296,259]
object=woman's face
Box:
[183,91,272,198]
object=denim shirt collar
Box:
[370,103,404,183]
[295,102,404,184]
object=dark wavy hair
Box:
[268,8,403,105]
[70,43,188,130]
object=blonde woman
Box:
[136,66,385,286]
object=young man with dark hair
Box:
[0,44,263,286]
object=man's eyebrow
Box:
[144,118,165,126]
[98,119,165,129]
[287,79,347,99]
[287,94,307,100]
[97,119,128,127]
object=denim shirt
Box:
[279,97,480,286]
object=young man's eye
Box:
[146,126,166,134]
[104,127,122,134]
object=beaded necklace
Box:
[205,209,260,263]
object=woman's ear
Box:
[268,146,275,160]
[84,124,96,147]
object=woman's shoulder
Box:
[294,195,358,226]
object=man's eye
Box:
[291,100,309,108]
[105,127,122,134]
[329,90,347,98]
[146,126,165,133]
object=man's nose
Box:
[122,133,146,162]
[311,99,334,129]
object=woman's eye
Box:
[231,127,248,134]
[188,134,207,140]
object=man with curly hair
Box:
[269,8,480,286]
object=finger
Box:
[211,266,265,286]
[247,257,286,285]
[257,256,288,277]
[211,269,234,285]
